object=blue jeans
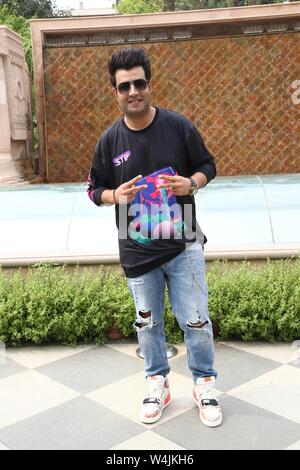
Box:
[127,243,217,381]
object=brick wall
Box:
[44,33,300,182]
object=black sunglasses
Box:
[116,79,149,95]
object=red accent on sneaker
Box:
[140,376,172,424]
[193,378,222,428]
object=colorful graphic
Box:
[128,167,184,245]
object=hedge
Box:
[0,258,299,346]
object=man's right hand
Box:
[113,175,148,205]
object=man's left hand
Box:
[156,174,191,196]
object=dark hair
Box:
[108,47,151,87]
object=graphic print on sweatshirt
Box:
[128,167,185,245]
[113,150,131,167]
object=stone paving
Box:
[0,339,299,450]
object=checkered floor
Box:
[0,339,300,450]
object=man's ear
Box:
[148,80,152,92]
[112,87,118,99]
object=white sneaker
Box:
[140,375,171,424]
[193,376,222,427]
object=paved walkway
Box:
[0,339,299,450]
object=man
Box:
[87,47,222,427]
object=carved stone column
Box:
[0,26,35,184]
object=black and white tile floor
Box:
[0,339,299,450]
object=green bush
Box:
[0,259,299,347]
[208,258,300,342]
[0,265,112,346]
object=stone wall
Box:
[0,26,35,185]
[30,5,300,183]
[44,32,300,183]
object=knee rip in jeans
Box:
[186,319,209,330]
[186,319,212,343]
[134,310,157,331]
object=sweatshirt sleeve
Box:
[87,135,112,206]
[185,125,217,183]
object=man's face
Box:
[114,66,151,117]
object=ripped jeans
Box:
[127,243,217,381]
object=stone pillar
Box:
[0,26,35,184]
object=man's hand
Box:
[114,175,147,204]
[156,174,191,196]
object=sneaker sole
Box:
[140,394,172,424]
[193,394,222,428]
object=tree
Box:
[0,4,32,73]
[175,0,299,9]
[117,0,298,14]
[164,0,175,11]
[176,0,298,7]
[0,0,69,19]
[117,0,164,14]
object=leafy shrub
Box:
[0,265,111,346]
[0,258,299,346]
[208,258,300,342]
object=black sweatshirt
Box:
[87,107,216,278]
